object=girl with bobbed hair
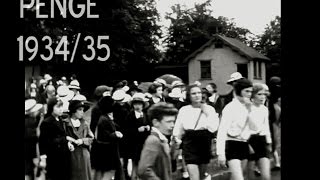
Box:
[39,97,75,180]
[65,100,94,180]
[90,96,124,180]
[216,78,258,180]
[148,82,165,107]
[173,83,220,180]
[247,83,272,180]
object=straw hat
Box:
[112,89,131,102]
[25,99,43,115]
[68,80,81,90]
[227,72,243,84]
[168,88,183,98]
[131,92,148,107]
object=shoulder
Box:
[81,119,90,127]
[204,104,216,111]
[261,105,269,112]
[179,105,191,112]
[42,116,54,125]
[145,134,161,146]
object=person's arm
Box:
[205,105,220,133]
[79,123,94,146]
[274,103,281,125]
[263,109,272,144]
[90,106,101,133]
[216,106,233,157]
[138,136,161,180]
[172,108,185,141]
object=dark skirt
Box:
[90,141,121,171]
[248,135,271,161]
[182,129,214,164]
[225,140,250,161]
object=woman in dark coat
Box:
[39,97,74,180]
[25,99,44,180]
[125,93,151,180]
[65,100,94,180]
[91,96,124,180]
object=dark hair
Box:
[68,100,90,115]
[45,97,63,118]
[201,87,211,97]
[148,83,163,94]
[185,84,201,104]
[208,83,217,89]
[98,96,114,115]
[233,78,253,96]
[147,102,178,122]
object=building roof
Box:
[183,34,270,63]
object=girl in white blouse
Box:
[216,78,255,180]
[247,83,272,180]
[173,84,219,180]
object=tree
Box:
[163,0,253,64]
[256,16,281,78]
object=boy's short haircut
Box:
[147,102,178,122]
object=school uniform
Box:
[173,104,219,164]
[248,105,272,160]
[216,98,255,161]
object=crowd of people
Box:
[25,72,281,180]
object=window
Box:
[254,61,262,79]
[200,61,211,79]
[237,64,248,78]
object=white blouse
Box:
[216,98,253,156]
[248,105,272,144]
[173,104,219,140]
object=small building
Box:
[184,34,270,95]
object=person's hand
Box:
[200,104,210,117]
[66,136,76,143]
[145,125,151,131]
[68,141,75,151]
[39,157,46,168]
[74,139,84,146]
[244,101,252,111]
[115,131,123,138]
[138,126,145,132]
[267,144,272,153]
[217,155,227,168]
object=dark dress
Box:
[25,115,40,176]
[64,118,94,180]
[90,115,122,171]
[113,102,131,158]
[90,103,102,134]
[39,115,70,180]
[126,110,151,164]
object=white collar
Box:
[151,127,168,143]
[71,118,81,127]
[134,110,144,118]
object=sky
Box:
[156,0,281,36]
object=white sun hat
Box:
[168,88,183,98]
[227,72,243,84]
[25,99,43,115]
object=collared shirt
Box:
[173,104,219,140]
[134,110,144,119]
[71,118,81,127]
[249,104,272,143]
[216,98,252,156]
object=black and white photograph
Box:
[22,0,281,180]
